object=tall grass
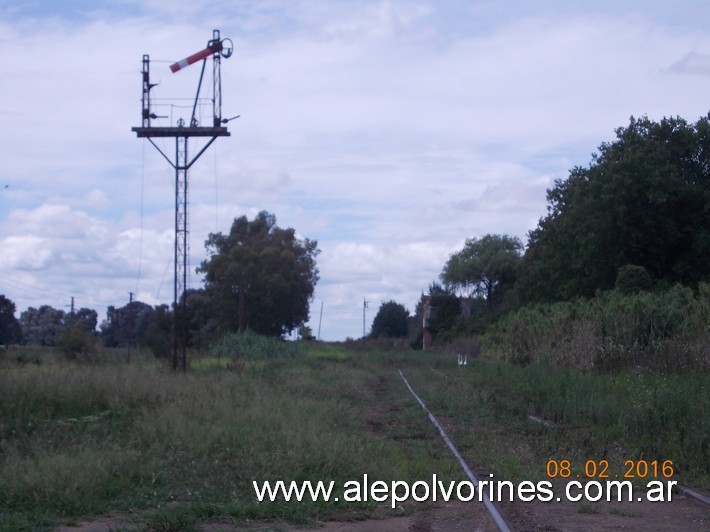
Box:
[484,284,710,372]
[479,363,708,472]
[2,337,707,529]
[0,343,454,530]
[208,330,303,359]
[403,359,709,489]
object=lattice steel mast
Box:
[132,30,233,371]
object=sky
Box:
[2,0,710,341]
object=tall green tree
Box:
[143,304,172,359]
[67,307,98,333]
[519,114,710,302]
[20,305,65,346]
[198,211,320,337]
[0,295,22,345]
[370,300,409,338]
[426,282,462,339]
[100,301,154,348]
[441,234,523,306]
[183,289,219,350]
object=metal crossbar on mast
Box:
[132,30,233,371]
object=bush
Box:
[483,284,709,373]
[370,300,409,338]
[615,264,653,294]
[208,331,303,360]
[144,321,171,359]
[298,325,316,341]
[56,324,98,362]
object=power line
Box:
[0,273,73,302]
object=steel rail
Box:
[398,369,511,532]
[526,414,710,508]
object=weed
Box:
[401,358,709,489]
[0,343,455,528]
[208,330,303,359]
[1,339,707,530]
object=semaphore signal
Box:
[170,35,233,73]
[132,29,234,371]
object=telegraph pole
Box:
[127,292,134,364]
[133,30,234,371]
[363,299,369,339]
[317,301,324,341]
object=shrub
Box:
[370,300,409,338]
[208,330,302,360]
[56,324,98,362]
[484,285,709,373]
[143,318,171,359]
[615,264,653,294]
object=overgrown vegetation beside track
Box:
[402,360,709,489]
[0,338,707,530]
[483,284,710,372]
[0,342,456,530]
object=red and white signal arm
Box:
[170,37,233,73]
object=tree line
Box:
[1,113,708,354]
[0,211,320,355]
[369,113,709,347]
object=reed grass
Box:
[484,284,710,372]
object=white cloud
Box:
[0,235,53,270]
[313,238,449,339]
[0,200,175,318]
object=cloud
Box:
[313,238,451,339]
[669,51,710,76]
[0,235,53,271]
[0,200,174,317]
[82,189,112,209]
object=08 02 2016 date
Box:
[546,459,675,479]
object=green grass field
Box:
[0,342,707,530]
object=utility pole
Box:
[127,292,134,364]
[317,301,324,341]
[363,299,369,339]
[133,30,234,371]
[65,297,76,326]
